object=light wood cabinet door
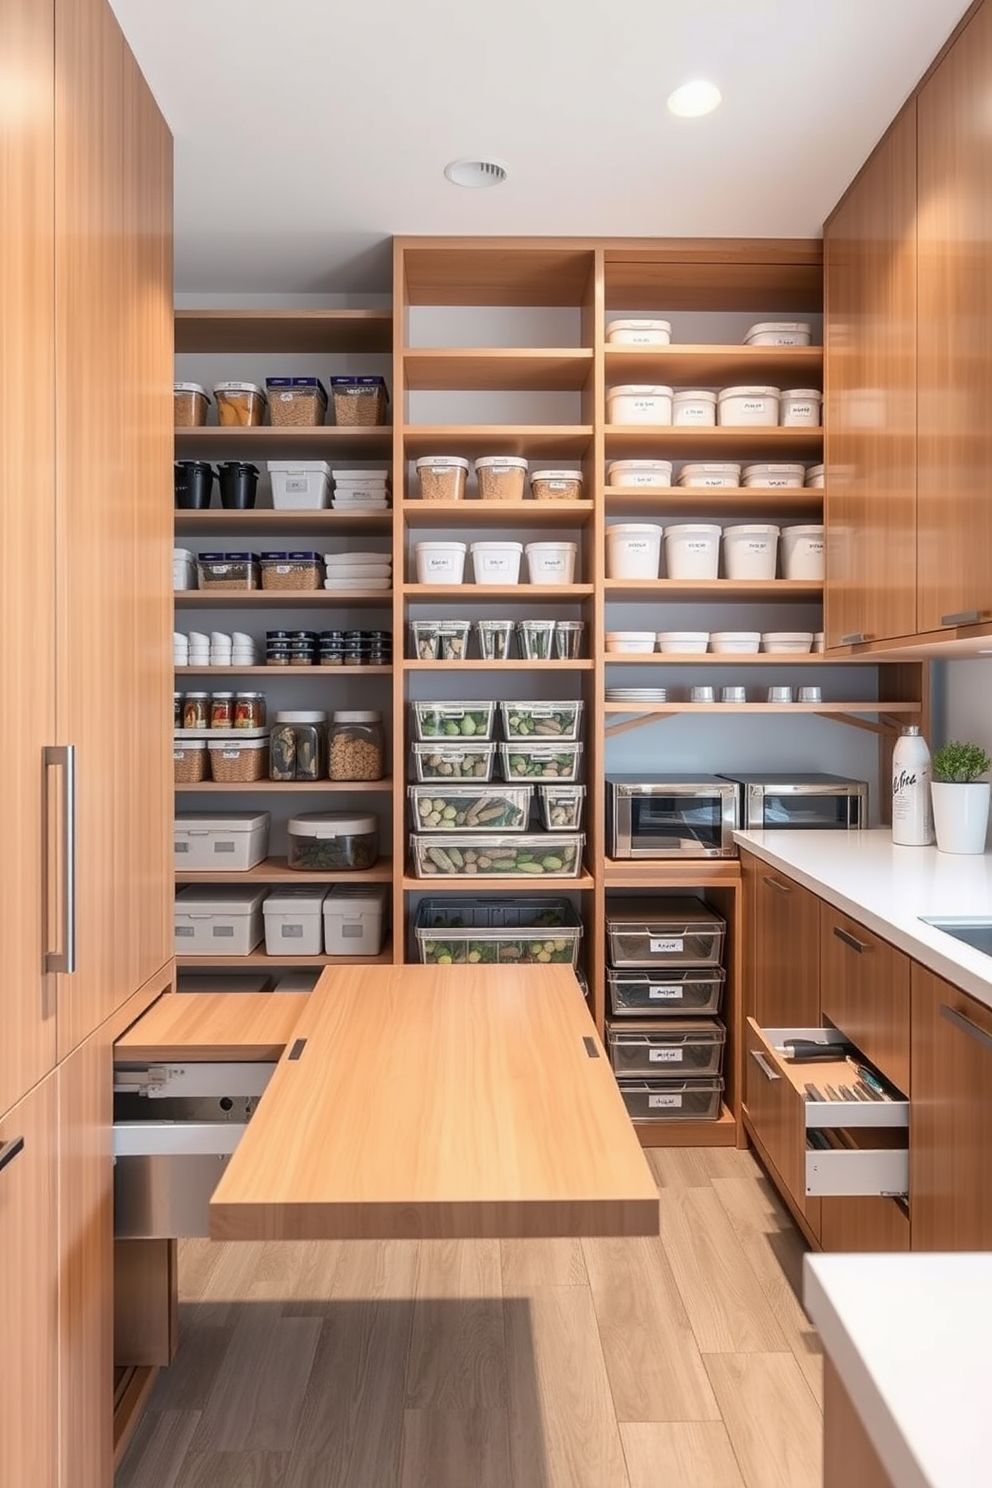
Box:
[750,862,820,1029]
[0,0,58,1113]
[0,1074,59,1488]
[918,2,992,634]
[911,966,992,1250]
[824,99,917,647]
[820,906,911,1094]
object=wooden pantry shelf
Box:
[175,945,394,969]
[403,425,594,459]
[175,665,392,676]
[603,486,823,517]
[404,659,593,671]
[174,510,392,538]
[604,701,921,714]
[604,578,821,602]
[401,499,593,528]
[174,308,393,354]
[175,858,393,884]
[604,859,742,888]
[402,348,594,391]
[604,343,822,385]
[174,426,393,458]
[175,590,392,609]
[633,1105,739,1148]
[602,426,822,459]
[403,871,595,892]
[175,780,394,794]
[604,653,868,666]
[405,583,594,601]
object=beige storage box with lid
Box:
[323,884,389,956]
[174,811,270,871]
[263,887,327,956]
[174,885,267,955]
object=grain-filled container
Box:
[805,463,825,488]
[174,811,270,871]
[525,541,577,585]
[270,712,328,782]
[263,887,327,956]
[607,459,673,488]
[328,711,385,781]
[607,385,673,425]
[268,459,332,510]
[617,1076,724,1121]
[414,540,467,584]
[330,375,388,427]
[677,462,741,488]
[265,377,327,427]
[717,386,780,427]
[779,388,822,427]
[530,469,584,502]
[607,1020,727,1078]
[286,812,379,871]
[608,966,726,1017]
[672,390,717,427]
[207,735,269,783]
[475,456,527,501]
[173,382,210,428]
[741,462,806,489]
[174,738,208,784]
[781,524,825,580]
[744,321,811,346]
[259,552,324,591]
[323,885,388,956]
[722,524,780,580]
[606,319,671,344]
[470,541,523,584]
[416,456,470,501]
[213,381,266,427]
[664,524,721,580]
[196,553,260,591]
[174,886,267,956]
[606,523,663,580]
[606,896,726,968]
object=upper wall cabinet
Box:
[824,101,918,650]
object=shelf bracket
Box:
[812,710,914,738]
[604,709,677,737]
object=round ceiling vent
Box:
[443,158,508,189]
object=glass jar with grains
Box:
[328,710,385,781]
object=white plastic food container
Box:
[761,631,814,653]
[174,811,270,871]
[677,462,741,488]
[806,463,825,488]
[664,524,721,580]
[415,541,467,585]
[607,385,674,425]
[323,885,388,956]
[474,455,528,502]
[606,319,672,345]
[470,541,523,584]
[174,886,266,956]
[173,548,196,591]
[267,460,332,510]
[780,389,822,428]
[744,322,811,346]
[605,524,663,580]
[741,462,806,489]
[709,631,761,654]
[718,386,780,427]
[781,524,825,580]
[672,390,717,427]
[723,524,780,580]
[607,459,673,488]
[606,631,656,653]
[263,887,327,957]
[525,541,577,585]
[656,631,709,654]
[531,469,584,502]
[415,456,470,502]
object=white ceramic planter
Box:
[930,780,991,854]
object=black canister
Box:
[217,461,259,510]
[174,460,214,509]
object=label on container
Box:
[677,407,710,422]
[539,558,566,571]
[216,842,235,853]
[699,477,734,486]
[212,925,235,938]
[621,540,651,553]
[742,400,767,413]
[426,556,457,571]
[650,936,684,953]
[649,1048,683,1063]
[648,985,682,1000]
[626,473,664,487]
[632,399,662,413]
[684,541,711,554]
[648,1093,683,1109]
[284,478,310,494]
[175,841,189,852]
[544,480,570,490]
[175,925,194,937]
[281,924,304,939]
[342,923,363,938]
[221,750,242,761]
[482,556,512,572]
[275,565,293,574]
[742,540,772,553]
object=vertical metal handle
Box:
[44,745,76,974]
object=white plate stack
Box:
[606,687,668,703]
[323,551,392,591]
[331,468,390,511]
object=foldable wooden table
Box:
[206,964,660,1241]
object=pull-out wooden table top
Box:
[208,965,660,1242]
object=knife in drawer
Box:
[778,1038,853,1062]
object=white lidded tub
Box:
[664,524,721,580]
[605,524,663,580]
[470,541,523,584]
[741,462,806,489]
[718,386,780,427]
[672,390,717,427]
[723,524,780,580]
[606,630,656,653]
[607,385,674,425]
[780,389,822,428]
[607,459,673,488]
[761,631,814,654]
[744,322,811,346]
[709,631,761,654]
[781,524,825,580]
[805,463,825,488]
[656,631,709,654]
[525,541,577,585]
[677,462,741,488]
[415,540,467,584]
[606,319,672,345]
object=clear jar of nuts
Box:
[328,710,385,781]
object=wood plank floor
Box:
[115,1147,823,1488]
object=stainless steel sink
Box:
[919,917,992,956]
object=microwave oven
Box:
[718,772,868,831]
[607,775,740,859]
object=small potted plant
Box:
[931,740,992,854]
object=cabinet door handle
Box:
[44,745,76,975]
[840,632,869,644]
[832,925,868,955]
[762,875,791,895]
[0,1136,25,1177]
[940,1002,992,1052]
[750,1049,781,1081]
[940,610,984,627]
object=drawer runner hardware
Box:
[113,1061,274,1098]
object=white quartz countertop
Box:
[804,1253,992,1488]
[735,828,992,1012]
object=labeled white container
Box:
[606,319,672,345]
[781,524,825,580]
[607,459,673,488]
[761,631,814,653]
[267,460,332,510]
[525,541,577,585]
[174,886,266,956]
[744,322,811,347]
[891,726,934,847]
[606,524,663,580]
[709,631,761,654]
[677,462,741,488]
[780,389,822,427]
[656,631,709,654]
[606,631,656,654]
[323,885,388,956]
[415,456,470,502]
[607,385,673,425]
[664,524,721,580]
[263,888,327,956]
[672,390,717,427]
[723,524,780,580]
[470,541,523,584]
[173,548,196,591]
[531,469,584,502]
[806,463,825,488]
[474,455,528,502]
[174,811,270,871]
[415,541,467,584]
[741,462,806,489]
[717,386,780,427]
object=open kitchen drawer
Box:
[745,1019,909,1202]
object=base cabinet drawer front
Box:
[819,1196,911,1253]
[744,1019,805,1207]
[820,905,911,1095]
[806,1145,908,1199]
[752,865,821,1028]
[115,1152,239,1239]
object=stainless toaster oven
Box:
[607,776,740,859]
[718,772,867,830]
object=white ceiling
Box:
[110,0,970,295]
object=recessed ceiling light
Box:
[667,80,722,118]
[444,158,508,189]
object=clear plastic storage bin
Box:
[606,897,726,968]
[616,1076,724,1121]
[408,784,533,833]
[608,966,725,1017]
[607,1020,726,1077]
[411,741,497,782]
[286,812,379,871]
[499,700,583,742]
[410,833,584,879]
[214,381,266,427]
[330,375,388,426]
[196,553,261,590]
[498,741,583,781]
[265,378,327,427]
[537,783,586,829]
[414,897,583,966]
[412,700,496,742]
